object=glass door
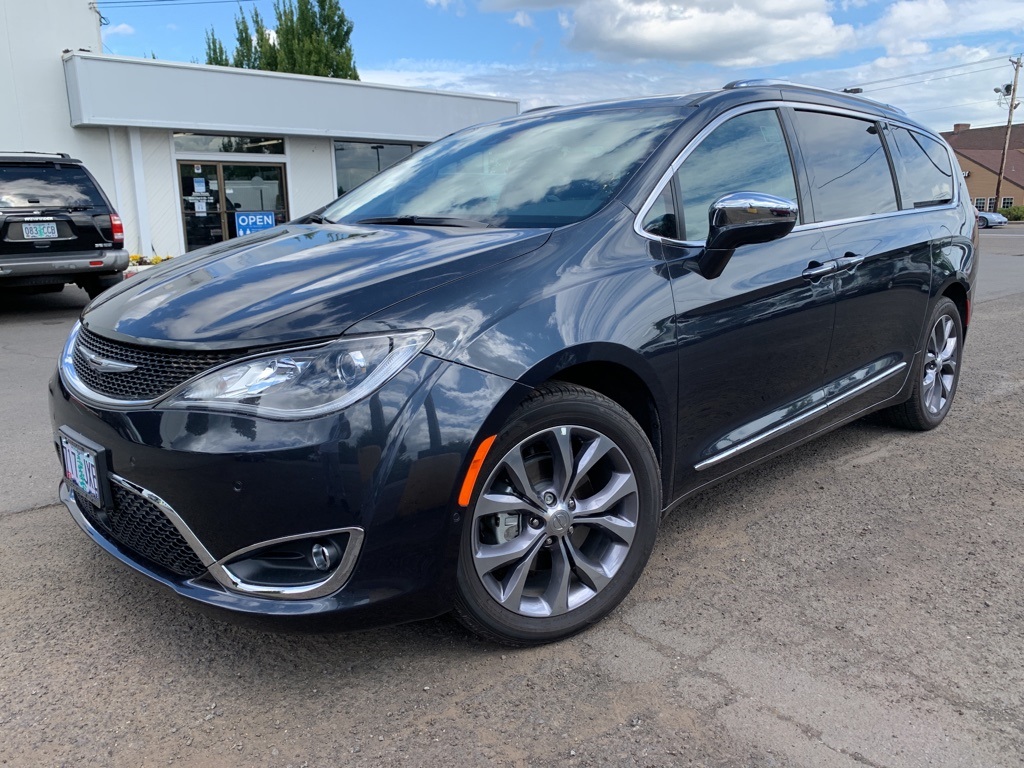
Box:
[178,162,288,252]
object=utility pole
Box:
[994,56,1022,212]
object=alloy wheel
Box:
[470,425,639,618]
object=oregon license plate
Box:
[60,433,102,507]
[23,222,58,239]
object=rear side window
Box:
[886,125,954,209]
[790,111,898,222]
[673,110,797,241]
[0,164,107,208]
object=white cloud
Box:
[871,0,1024,55]
[101,23,135,40]
[510,10,533,27]
[362,59,721,111]
[480,1,857,66]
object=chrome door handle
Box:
[802,261,838,280]
[835,252,867,271]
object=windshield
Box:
[323,108,683,229]
[0,164,106,208]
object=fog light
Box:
[311,542,336,571]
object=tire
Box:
[978,216,988,229]
[884,297,963,430]
[453,383,661,646]
[81,273,124,300]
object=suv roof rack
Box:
[0,151,73,159]
[722,79,907,116]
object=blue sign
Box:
[235,211,276,236]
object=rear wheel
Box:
[80,273,124,300]
[453,383,660,646]
[884,297,963,430]
[978,216,989,229]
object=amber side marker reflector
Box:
[458,434,497,507]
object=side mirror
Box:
[696,192,798,279]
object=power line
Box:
[863,65,1009,93]
[910,98,1002,115]
[97,0,265,7]
[844,53,1023,91]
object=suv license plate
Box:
[23,222,58,239]
[60,434,102,507]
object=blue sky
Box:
[98,0,1024,132]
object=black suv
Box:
[50,82,977,645]
[1,153,127,298]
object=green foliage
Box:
[205,27,230,67]
[205,0,358,80]
[998,205,1024,221]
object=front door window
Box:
[178,162,288,252]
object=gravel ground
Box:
[1,234,1022,767]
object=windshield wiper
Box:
[299,212,333,224]
[355,215,492,229]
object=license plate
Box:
[60,433,103,507]
[23,222,59,239]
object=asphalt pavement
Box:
[1,230,1022,766]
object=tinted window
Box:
[0,164,106,208]
[335,141,414,196]
[173,134,285,154]
[887,126,953,209]
[790,111,897,222]
[324,109,683,229]
[641,184,678,238]
[675,110,797,241]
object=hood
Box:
[82,223,551,348]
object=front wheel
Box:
[453,383,661,646]
[884,297,963,430]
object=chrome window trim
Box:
[633,100,960,248]
[694,361,908,471]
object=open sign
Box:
[235,212,276,236]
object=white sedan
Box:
[978,210,1009,228]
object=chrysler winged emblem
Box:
[80,348,138,373]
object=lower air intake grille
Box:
[75,485,207,579]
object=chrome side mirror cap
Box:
[696,192,799,279]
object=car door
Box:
[637,108,836,500]
[785,110,943,419]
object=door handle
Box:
[835,252,867,271]
[802,261,838,280]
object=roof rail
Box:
[722,79,906,116]
[0,151,72,158]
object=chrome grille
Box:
[74,485,207,578]
[72,327,237,401]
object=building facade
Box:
[0,0,518,258]
[941,123,1024,212]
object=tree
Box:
[205,0,358,80]
[205,28,229,67]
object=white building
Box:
[0,0,519,258]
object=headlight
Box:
[161,330,433,419]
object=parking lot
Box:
[1,230,1023,767]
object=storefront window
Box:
[177,162,288,251]
[334,141,417,196]
[174,133,285,154]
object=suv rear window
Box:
[886,125,954,209]
[0,164,107,209]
